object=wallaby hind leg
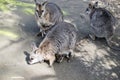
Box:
[49,55,55,67]
[55,54,64,63]
[57,55,64,63]
[66,49,74,62]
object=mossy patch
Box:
[0,30,19,39]
[0,0,34,15]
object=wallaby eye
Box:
[41,10,44,13]
[31,58,34,60]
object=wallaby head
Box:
[85,2,98,14]
[34,0,43,16]
[28,42,44,65]
[34,0,63,30]
[28,41,54,65]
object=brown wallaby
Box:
[34,0,63,37]
[28,22,77,67]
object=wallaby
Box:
[85,2,120,50]
[34,0,63,37]
[28,22,77,66]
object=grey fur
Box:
[45,22,77,52]
[86,2,120,50]
[29,22,77,66]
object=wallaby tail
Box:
[106,37,120,51]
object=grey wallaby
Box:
[34,0,63,37]
[28,22,77,66]
[85,2,120,50]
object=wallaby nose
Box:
[27,58,33,65]
[27,60,32,65]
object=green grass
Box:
[0,30,19,39]
[0,0,71,16]
[0,0,34,15]
[23,8,34,15]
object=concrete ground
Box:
[0,0,120,80]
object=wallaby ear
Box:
[94,1,98,8]
[34,0,38,4]
[42,1,48,6]
[31,42,38,50]
[35,3,42,12]
[34,0,41,6]
[88,3,93,9]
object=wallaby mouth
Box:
[27,61,32,65]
